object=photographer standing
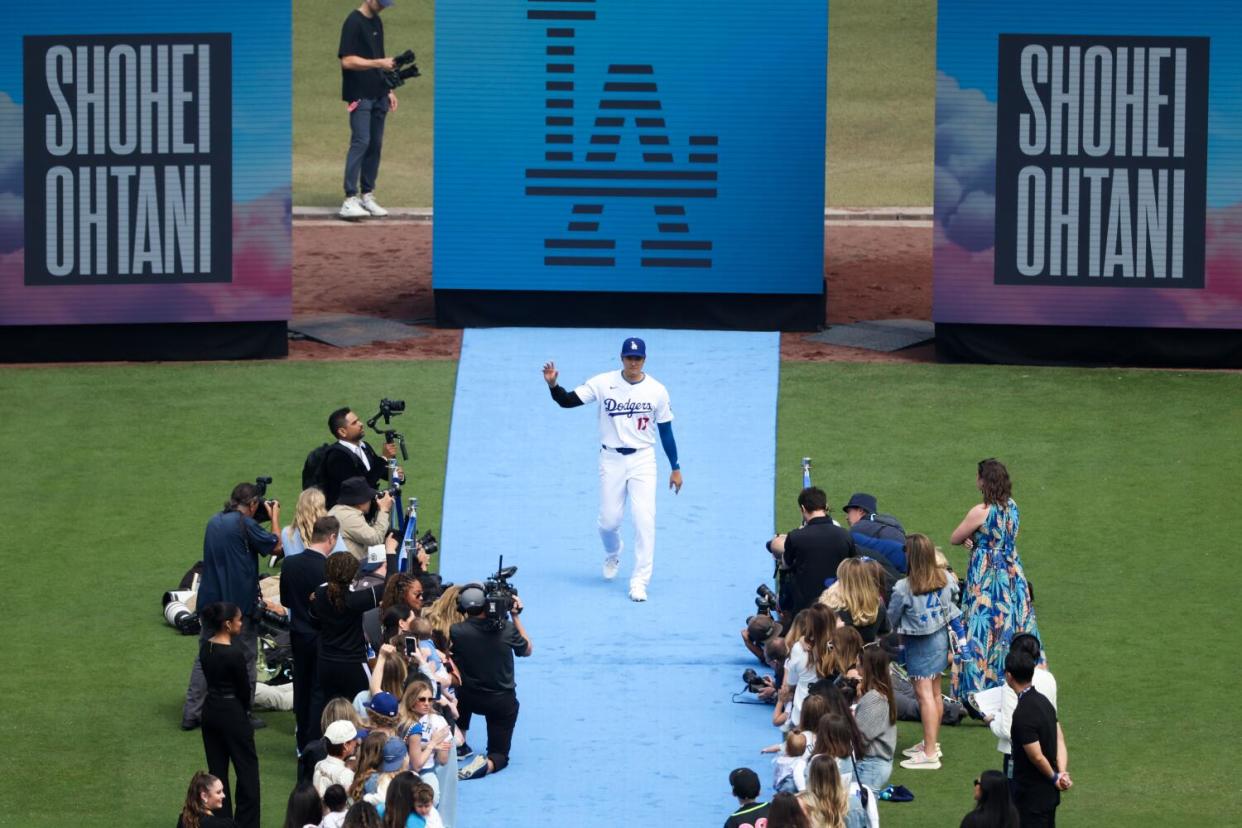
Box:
[450,586,532,780]
[337,0,399,220]
[321,407,400,509]
[329,477,394,562]
[181,483,282,731]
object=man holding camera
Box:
[768,487,856,620]
[181,482,283,731]
[338,0,399,220]
[321,407,400,509]
[328,477,393,562]
[450,586,533,780]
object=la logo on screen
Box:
[993,34,1209,289]
[22,33,233,286]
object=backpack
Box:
[302,442,336,491]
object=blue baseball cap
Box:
[621,337,646,358]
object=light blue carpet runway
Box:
[441,328,780,827]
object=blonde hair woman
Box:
[828,559,890,644]
[282,487,328,557]
[798,754,848,828]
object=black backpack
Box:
[301,443,336,491]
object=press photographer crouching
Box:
[182,482,283,731]
[449,566,532,780]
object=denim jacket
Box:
[886,575,961,636]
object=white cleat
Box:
[602,556,620,580]
[628,585,647,602]
[339,196,368,220]
[360,193,389,217]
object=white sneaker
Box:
[902,741,941,759]
[339,196,368,220]
[602,556,620,580]
[360,193,389,217]
[628,585,647,602]
[899,749,942,770]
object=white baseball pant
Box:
[598,445,657,589]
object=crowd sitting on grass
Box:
[730,462,1069,827]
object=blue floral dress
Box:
[951,498,1040,700]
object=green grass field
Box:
[1,359,1238,825]
[292,0,935,208]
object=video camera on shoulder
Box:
[382,50,420,89]
[483,555,519,630]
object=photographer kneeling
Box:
[450,585,532,780]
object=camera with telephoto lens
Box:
[483,556,519,629]
[416,531,438,556]
[755,583,778,616]
[742,668,769,694]
[252,475,278,523]
[162,590,201,635]
[382,51,421,89]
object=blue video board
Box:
[433,0,826,300]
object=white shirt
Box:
[337,439,372,472]
[575,370,673,450]
[312,755,355,797]
[991,666,1058,755]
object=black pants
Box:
[1019,806,1056,828]
[456,687,519,772]
[312,656,370,731]
[291,632,322,752]
[202,697,260,828]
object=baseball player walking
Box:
[543,337,683,601]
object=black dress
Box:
[200,640,260,828]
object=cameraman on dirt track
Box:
[449,582,533,781]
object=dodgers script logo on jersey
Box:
[603,398,654,418]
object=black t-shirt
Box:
[1011,687,1060,810]
[311,582,381,662]
[723,801,769,828]
[450,616,529,695]
[200,640,251,713]
[279,550,328,638]
[782,516,856,616]
[178,814,237,828]
[839,603,891,644]
[339,10,386,101]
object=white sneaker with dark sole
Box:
[339,196,368,220]
[628,585,647,602]
[360,193,389,217]
[603,556,620,580]
[899,750,942,770]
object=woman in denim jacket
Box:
[887,533,961,771]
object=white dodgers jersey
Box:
[575,370,673,449]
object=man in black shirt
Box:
[279,516,340,752]
[723,768,769,828]
[450,586,533,779]
[338,0,399,220]
[1007,650,1072,827]
[768,487,856,619]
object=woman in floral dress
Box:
[949,458,1040,701]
